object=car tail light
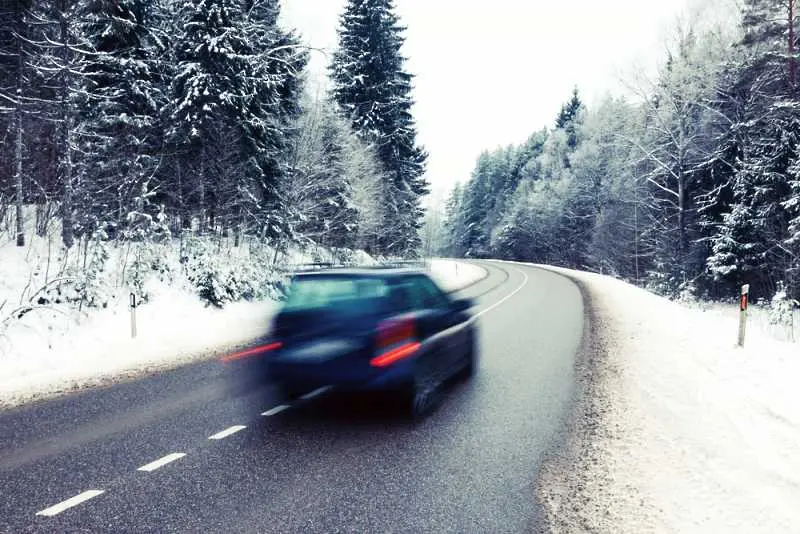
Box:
[220,341,283,363]
[370,317,420,367]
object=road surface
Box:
[0,261,584,533]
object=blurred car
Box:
[262,267,478,417]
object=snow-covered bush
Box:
[74,234,112,309]
[677,280,699,304]
[769,282,798,336]
[182,237,286,308]
[646,266,683,299]
[34,235,113,310]
[127,241,173,304]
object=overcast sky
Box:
[280,0,705,202]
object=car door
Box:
[406,275,467,374]
[384,276,446,384]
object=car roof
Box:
[291,267,427,279]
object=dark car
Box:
[263,267,478,417]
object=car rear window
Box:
[282,277,389,311]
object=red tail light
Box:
[370,317,420,367]
[220,341,283,363]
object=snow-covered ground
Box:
[0,284,277,409]
[428,258,487,292]
[682,299,798,344]
[0,240,481,409]
[525,262,800,533]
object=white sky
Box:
[280,0,709,203]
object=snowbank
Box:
[428,259,487,292]
[527,262,800,533]
[0,282,276,409]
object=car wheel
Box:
[459,330,477,380]
[407,371,440,419]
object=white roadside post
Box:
[130,293,137,339]
[737,284,749,347]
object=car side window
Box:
[386,282,414,313]
[410,276,451,310]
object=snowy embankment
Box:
[0,243,481,409]
[428,258,487,292]
[0,287,278,409]
[528,263,800,533]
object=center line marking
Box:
[262,405,289,416]
[472,266,529,320]
[208,425,247,440]
[36,490,104,517]
[137,452,186,472]
[300,386,331,400]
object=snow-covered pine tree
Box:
[167,0,250,236]
[708,0,800,300]
[442,183,468,257]
[289,97,361,249]
[74,0,166,242]
[569,96,639,277]
[330,0,428,257]
[238,0,307,245]
[556,87,583,150]
[628,25,728,294]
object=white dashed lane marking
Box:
[300,386,332,400]
[137,453,186,472]
[208,425,247,440]
[262,405,289,416]
[35,490,105,517]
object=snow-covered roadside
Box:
[525,262,800,533]
[428,259,487,292]
[0,283,277,409]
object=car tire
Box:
[459,330,477,380]
[407,371,440,420]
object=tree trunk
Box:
[58,4,74,249]
[14,9,25,248]
[677,169,686,262]
[790,0,796,89]
[14,91,24,247]
[233,207,242,248]
[198,154,206,236]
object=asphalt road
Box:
[0,261,584,533]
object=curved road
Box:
[0,261,584,533]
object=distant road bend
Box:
[0,260,584,533]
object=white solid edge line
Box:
[36,490,105,517]
[300,386,332,400]
[137,452,186,472]
[472,266,529,320]
[208,425,247,440]
[262,404,289,417]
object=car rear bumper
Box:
[266,356,415,392]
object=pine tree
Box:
[442,183,467,257]
[330,0,428,257]
[237,0,307,244]
[556,87,584,149]
[709,0,800,299]
[167,0,250,235]
[290,98,360,248]
[75,0,166,240]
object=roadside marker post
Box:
[737,284,749,347]
[130,293,137,339]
